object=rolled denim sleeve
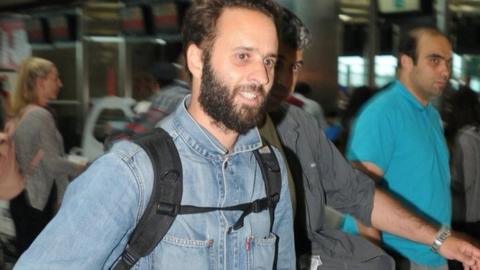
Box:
[271,148,296,270]
[14,143,152,270]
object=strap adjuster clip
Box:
[156,202,179,216]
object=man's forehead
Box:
[278,46,304,63]
[213,7,277,55]
[417,34,452,58]
[216,7,275,33]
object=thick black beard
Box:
[199,59,268,134]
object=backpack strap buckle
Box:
[251,197,268,213]
[269,193,280,206]
[156,202,179,216]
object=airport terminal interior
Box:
[0,0,478,153]
[1,1,480,269]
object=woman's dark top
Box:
[9,184,56,254]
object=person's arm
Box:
[26,108,80,177]
[354,158,480,267]
[371,187,480,268]
[0,132,25,200]
[356,220,382,245]
[14,144,149,269]
[351,161,384,180]
[271,148,296,270]
[316,131,376,226]
[14,108,83,210]
[349,161,384,244]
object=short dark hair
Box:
[182,0,279,79]
[277,7,311,50]
[294,81,312,95]
[398,26,448,66]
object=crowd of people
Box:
[0,0,480,269]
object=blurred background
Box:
[0,0,478,151]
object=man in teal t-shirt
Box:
[347,26,452,269]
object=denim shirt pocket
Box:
[247,233,277,270]
[151,234,215,270]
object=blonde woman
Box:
[7,57,82,255]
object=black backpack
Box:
[111,128,281,270]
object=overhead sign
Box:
[378,0,420,13]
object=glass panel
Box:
[127,41,167,101]
[375,55,397,88]
[86,40,120,97]
[338,56,366,88]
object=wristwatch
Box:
[431,225,451,253]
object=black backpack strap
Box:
[174,141,281,233]
[111,133,281,269]
[178,196,272,233]
[253,139,281,232]
[112,128,182,270]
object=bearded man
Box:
[14,1,295,269]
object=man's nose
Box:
[249,60,271,86]
[440,61,450,79]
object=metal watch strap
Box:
[431,225,451,253]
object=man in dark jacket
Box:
[265,6,480,270]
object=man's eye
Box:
[264,58,276,68]
[430,57,440,65]
[292,63,303,73]
[236,53,249,61]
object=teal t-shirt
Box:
[346,80,451,267]
[341,214,359,235]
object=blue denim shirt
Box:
[14,96,295,270]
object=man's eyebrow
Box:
[266,53,278,59]
[235,46,277,58]
[426,53,447,59]
[235,46,254,51]
[426,53,453,62]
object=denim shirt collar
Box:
[171,95,263,158]
[394,80,432,112]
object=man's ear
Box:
[400,54,414,70]
[186,43,203,79]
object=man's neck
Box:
[187,99,239,152]
[398,78,430,107]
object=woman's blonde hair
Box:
[11,57,54,116]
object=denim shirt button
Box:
[207,239,214,247]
